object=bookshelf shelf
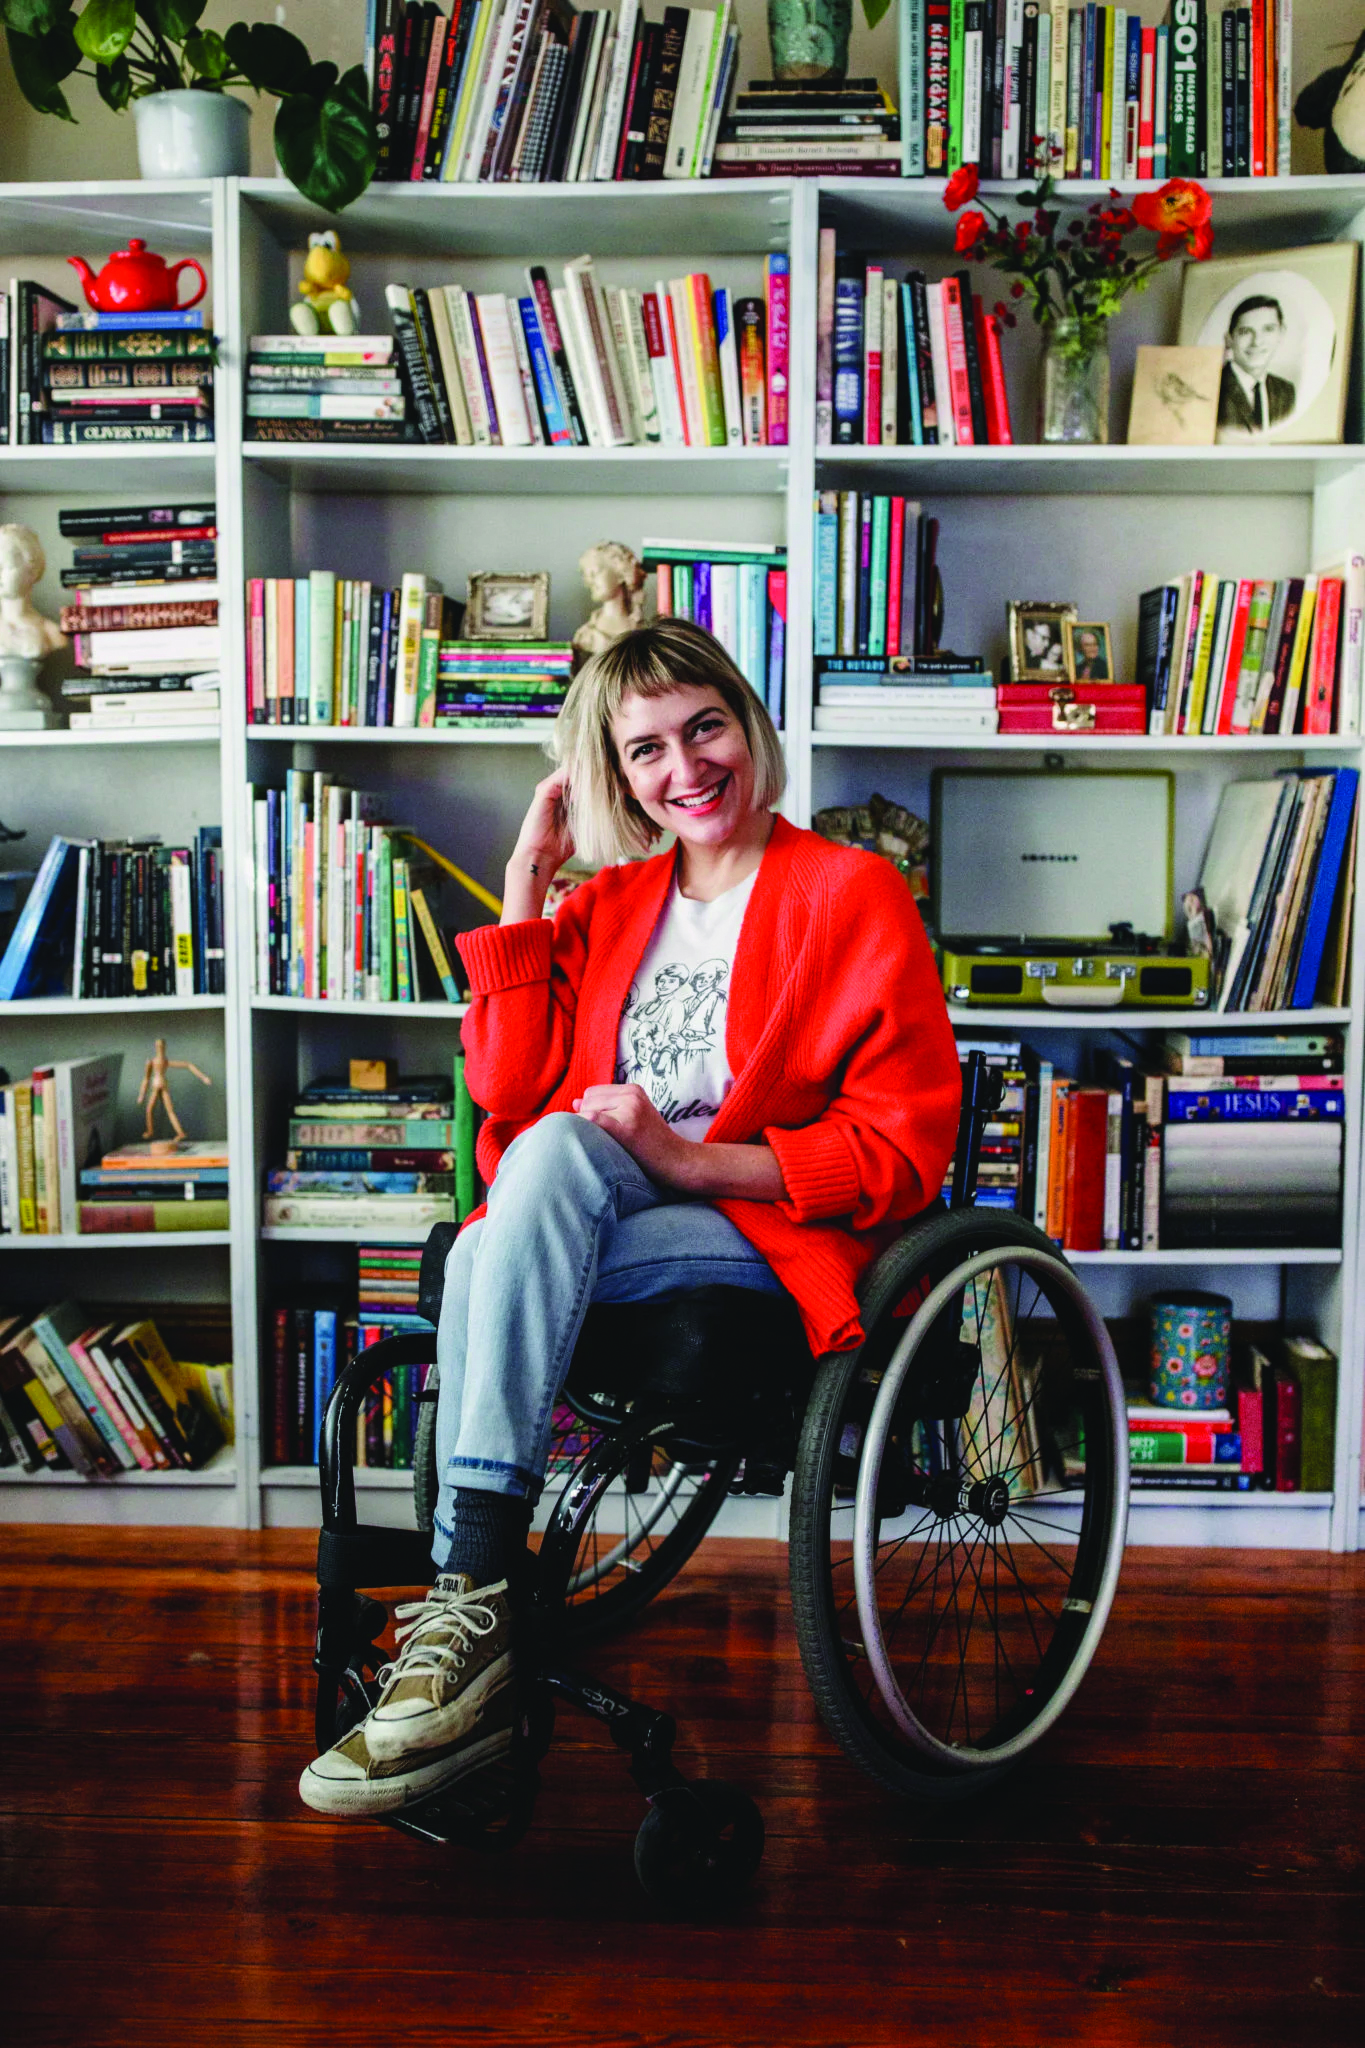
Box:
[812,732,1363,752]
[1067,1248,1342,1266]
[1,994,226,1016]
[242,444,789,498]
[0,1232,231,1250]
[246,724,552,746]
[0,1457,236,1487]
[260,1225,445,1244]
[252,995,468,1017]
[0,447,217,494]
[0,727,221,748]
[946,1006,1351,1030]
[262,1465,413,1490]
[814,444,1363,497]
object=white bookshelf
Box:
[1,157,1362,1550]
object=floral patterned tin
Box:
[1147,1293,1233,1410]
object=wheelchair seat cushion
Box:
[565,1286,809,1424]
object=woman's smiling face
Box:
[611,685,756,851]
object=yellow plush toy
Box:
[290,231,359,337]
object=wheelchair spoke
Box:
[999,1513,1077,1581]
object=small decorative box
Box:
[996,683,1147,734]
[1148,1292,1233,1410]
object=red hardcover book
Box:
[1250,0,1266,176]
[99,525,216,545]
[409,12,449,179]
[1063,1087,1109,1252]
[1138,27,1156,175]
[1264,0,1277,176]
[1272,1365,1301,1491]
[277,575,295,725]
[885,496,905,656]
[1237,1384,1265,1478]
[59,599,218,632]
[975,302,1013,445]
[248,576,266,724]
[372,0,402,179]
[1304,576,1343,734]
[1214,578,1254,733]
[939,278,975,446]
[862,265,883,450]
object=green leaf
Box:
[273,67,377,213]
[138,0,205,39]
[95,47,131,106]
[0,1,69,35]
[224,19,310,94]
[74,0,134,62]
[183,25,229,79]
[5,19,79,115]
[860,0,892,26]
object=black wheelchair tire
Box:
[789,1204,1126,1803]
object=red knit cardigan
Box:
[454,814,961,1356]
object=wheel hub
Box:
[967,1475,1013,1526]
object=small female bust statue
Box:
[572,539,647,664]
[0,525,65,729]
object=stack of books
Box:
[1241,1333,1337,1493]
[818,239,1012,448]
[364,0,738,185]
[78,1138,230,1237]
[0,1053,119,1237]
[34,303,214,445]
[713,75,901,177]
[436,641,573,725]
[246,571,461,726]
[899,0,1292,179]
[643,537,786,720]
[265,1063,477,1229]
[58,500,219,730]
[813,495,959,670]
[245,332,404,440]
[0,831,225,1003]
[0,1303,229,1475]
[1139,558,1364,737]
[359,1243,428,1340]
[1198,770,1359,1012]
[251,775,463,1003]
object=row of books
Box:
[0,1053,118,1237]
[0,1303,230,1475]
[819,244,1012,448]
[814,495,946,663]
[959,1030,1344,1251]
[1116,1331,1334,1493]
[56,500,221,728]
[0,830,225,1004]
[267,1302,430,1468]
[248,572,456,726]
[901,0,1292,179]
[644,538,786,720]
[1139,559,1365,738]
[251,780,461,1004]
[1199,770,1358,1013]
[434,641,572,724]
[265,1068,477,1229]
[713,75,901,177]
[2,294,216,445]
[364,0,738,186]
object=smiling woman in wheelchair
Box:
[301,613,962,1818]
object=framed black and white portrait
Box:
[1178,243,1359,446]
[1008,600,1077,682]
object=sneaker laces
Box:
[376,1583,501,1693]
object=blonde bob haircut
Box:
[553,615,787,867]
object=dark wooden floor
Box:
[2,1531,1363,2047]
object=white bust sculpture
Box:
[572,540,647,663]
[0,525,66,658]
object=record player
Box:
[932,768,1210,1009]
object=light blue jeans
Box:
[432,1112,783,1562]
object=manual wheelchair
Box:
[312,1053,1130,1909]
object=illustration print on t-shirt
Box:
[617,958,731,1126]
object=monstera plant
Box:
[1,1,377,211]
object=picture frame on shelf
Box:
[1007,601,1076,682]
[1063,620,1114,682]
[464,571,551,641]
[1177,244,1360,447]
[1126,345,1222,446]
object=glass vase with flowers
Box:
[943,168,1215,444]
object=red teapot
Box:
[68,238,207,315]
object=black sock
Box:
[441,1488,529,1590]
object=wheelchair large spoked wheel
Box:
[790,1207,1128,1802]
[414,1377,737,1645]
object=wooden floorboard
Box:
[2,1531,1363,2047]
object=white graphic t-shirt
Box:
[615,869,758,1142]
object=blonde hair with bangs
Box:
[553,616,787,867]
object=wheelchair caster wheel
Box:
[633,1780,764,1912]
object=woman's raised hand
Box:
[501,769,576,924]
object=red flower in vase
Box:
[1132,178,1212,236]
[954,209,988,253]
[944,163,980,210]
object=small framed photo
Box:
[1064,619,1114,682]
[464,570,550,641]
[1008,601,1076,682]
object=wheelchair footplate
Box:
[384,1683,555,1854]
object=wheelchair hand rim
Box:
[853,1242,1129,1772]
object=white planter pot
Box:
[133,90,251,180]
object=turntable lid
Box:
[932,769,1174,945]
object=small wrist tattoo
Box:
[529,861,539,875]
